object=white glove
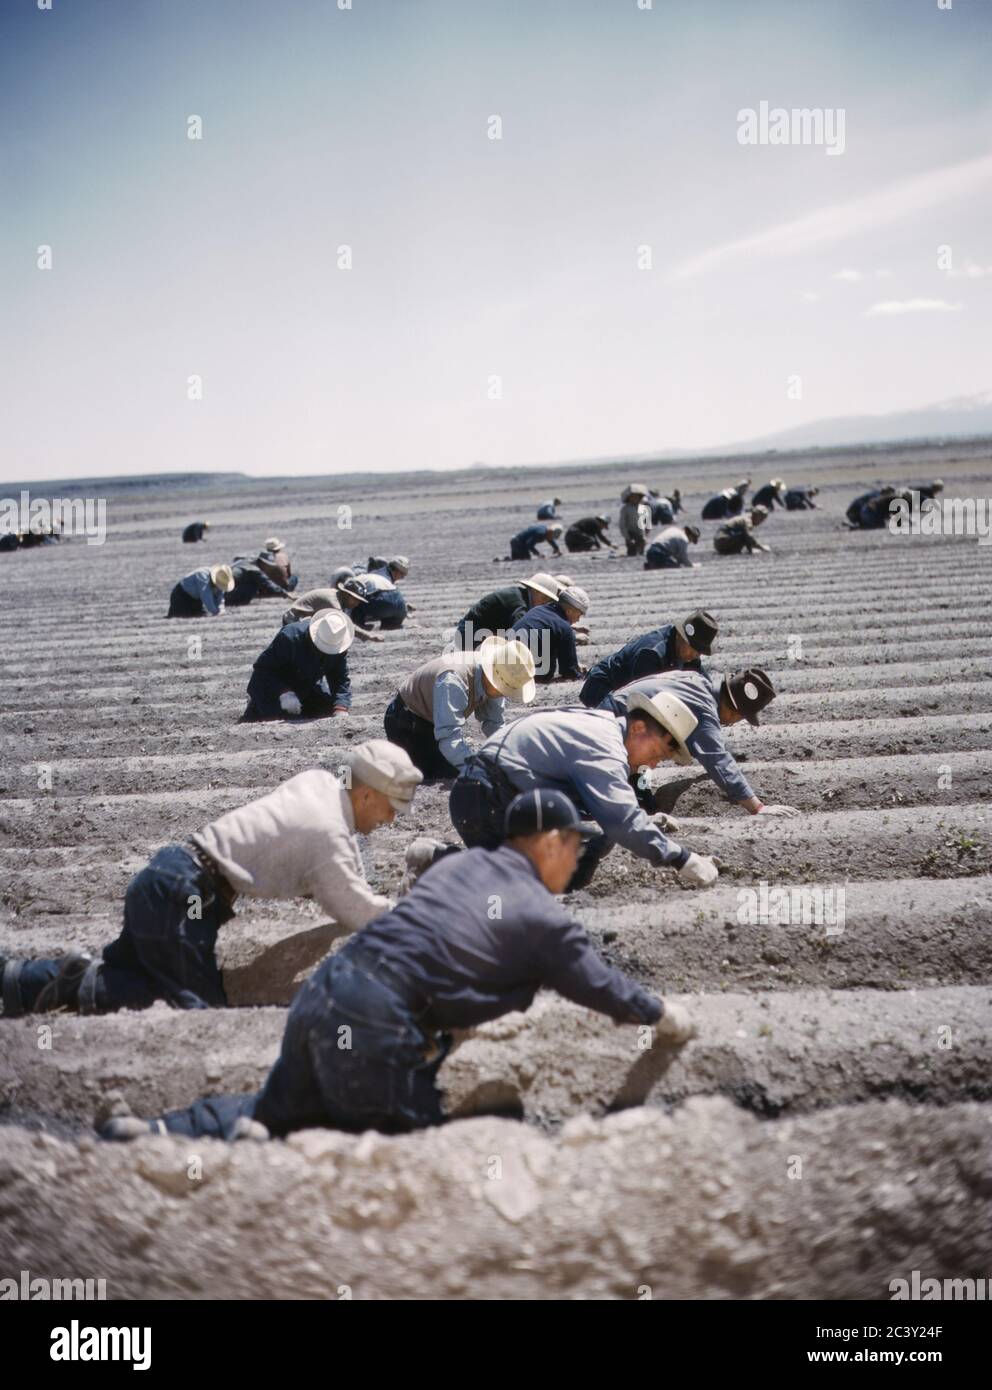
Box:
[651,811,681,834]
[756,804,799,817]
[655,1002,696,1045]
[677,852,719,887]
[279,691,302,716]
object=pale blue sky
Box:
[2,0,990,481]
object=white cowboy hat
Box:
[264,537,286,552]
[524,572,560,600]
[626,690,698,766]
[478,636,537,704]
[309,609,354,655]
[209,564,235,593]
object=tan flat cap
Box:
[349,739,423,811]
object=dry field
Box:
[1,439,990,1300]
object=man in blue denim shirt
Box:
[511,586,588,683]
[580,610,716,708]
[101,791,696,1143]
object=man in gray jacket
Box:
[0,742,422,1017]
[449,690,719,890]
[599,669,799,817]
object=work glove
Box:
[677,852,719,887]
[279,691,302,716]
[655,1001,696,1045]
[756,804,800,817]
[651,811,681,834]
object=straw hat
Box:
[309,609,354,655]
[626,690,698,765]
[524,572,559,600]
[478,636,537,704]
[264,537,286,553]
[209,564,235,593]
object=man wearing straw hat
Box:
[751,479,787,511]
[166,562,235,617]
[181,520,211,543]
[240,609,355,722]
[449,689,719,890]
[504,521,564,562]
[701,478,751,521]
[384,637,537,780]
[257,536,298,591]
[451,572,560,651]
[0,741,422,1018]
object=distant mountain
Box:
[692,391,992,456]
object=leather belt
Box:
[186,841,238,910]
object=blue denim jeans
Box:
[13,845,232,1014]
[156,944,449,1139]
[361,588,407,628]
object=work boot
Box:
[0,956,26,1019]
[33,950,93,1014]
[400,838,461,894]
[100,1117,159,1142]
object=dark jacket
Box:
[580,622,701,705]
[354,844,662,1029]
[457,584,530,645]
[246,620,351,716]
[512,600,581,681]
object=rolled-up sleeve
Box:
[306,832,392,931]
[433,670,475,766]
[687,711,755,803]
[570,747,686,867]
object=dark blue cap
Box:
[504,789,590,838]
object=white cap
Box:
[626,690,698,766]
[309,609,354,654]
[478,636,537,704]
[558,584,590,616]
[546,523,564,537]
[388,555,410,573]
[348,739,423,812]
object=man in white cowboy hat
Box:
[751,479,787,511]
[281,576,385,642]
[449,689,719,890]
[713,505,770,554]
[511,583,589,683]
[505,521,564,562]
[240,609,355,722]
[166,562,235,617]
[384,637,537,780]
[0,741,422,1018]
[598,668,799,816]
[451,572,560,651]
[619,483,652,556]
[701,478,751,521]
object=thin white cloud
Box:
[669,152,992,282]
[864,298,962,316]
[948,262,992,278]
[833,269,863,282]
[801,290,820,302]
